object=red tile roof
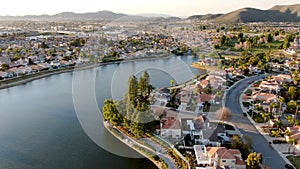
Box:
[161,117,181,130]
[199,94,215,103]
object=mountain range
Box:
[0,4,300,23]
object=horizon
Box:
[0,0,299,17]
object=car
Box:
[285,164,294,169]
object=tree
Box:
[230,135,250,159]
[279,97,285,117]
[288,86,298,100]
[170,79,175,87]
[266,33,273,43]
[247,152,263,169]
[287,115,297,127]
[128,75,138,108]
[288,138,298,154]
[102,99,122,126]
[271,129,281,138]
[261,112,271,124]
[274,120,283,128]
[124,71,156,137]
[283,41,290,49]
[217,107,232,123]
[0,63,9,71]
[220,35,227,46]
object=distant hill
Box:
[187,14,222,20]
[0,11,182,22]
[188,3,300,23]
[270,4,300,16]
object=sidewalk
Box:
[103,121,179,169]
[239,83,299,167]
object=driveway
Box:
[225,75,287,169]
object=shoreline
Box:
[102,120,164,169]
[0,54,174,90]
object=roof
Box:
[254,93,277,102]
[218,148,235,159]
[290,132,300,140]
[287,126,300,134]
[199,94,215,103]
[206,147,242,160]
[161,117,181,130]
[235,156,246,165]
[200,80,209,88]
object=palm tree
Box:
[261,112,271,124]
[270,102,279,117]
[274,120,283,128]
[271,129,281,138]
[279,97,285,117]
[288,138,298,154]
[287,115,296,127]
[170,80,175,87]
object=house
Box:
[253,93,277,102]
[199,94,216,104]
[160,117,181,139]
[259,79,280,92]
[285,126,300,150]
[0,71,8,78]
[180,90,192,104]
[205,75,226,88]
[200,80,209,88]
[273,74,292,84]
[194,145,246,169]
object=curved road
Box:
[225,75,286,169]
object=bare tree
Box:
[217,107,232,123]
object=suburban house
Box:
[259,79,280,92]
[0,71,8,78]
[252,92,277,103]
[194,145,246,169]
[273,74,292,84]
[205,75,226,89]
[199,93,216,104]
[285,126,300,150]
[160,116,181,139]
[180,90,192,104]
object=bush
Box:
[242,102,251,108]
[272,140,287,144]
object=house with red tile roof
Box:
[199,94,216,104]
[160,117,181,139]
[259,79,280,92]
[194,145,246,169]
[253,93,277,103]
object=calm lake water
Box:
[0,56,199,169]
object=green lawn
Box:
[287,156,300,169]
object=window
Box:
[222,159,226,163]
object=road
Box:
[225,75,287,169]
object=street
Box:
[225,75,287,169]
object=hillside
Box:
[270,4,300,16]
[214,7,300,23]
[187,14,222,20]
[188,3,300,23]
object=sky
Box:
[1,0,300,17]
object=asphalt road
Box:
[225,75,287,169]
